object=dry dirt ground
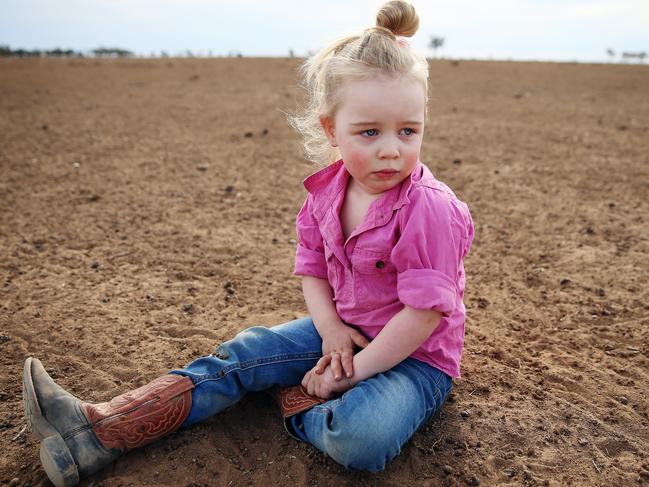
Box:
[1,58,648,487]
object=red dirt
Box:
[1,58,648,486]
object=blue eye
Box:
[400,128,415,136]
[363,129,378,137]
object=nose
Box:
[377,136,400,159]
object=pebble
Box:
[182,303,194,313]
[461,409,470,418]
[578,437,589,446]
[639,469,649,480]
[442,465,453,475]
[618,396,628,405]
[560,278,571,286]
[9,479,19,487]
[197,164,209,171]
[91,261,100,269]
[467,475,480,486]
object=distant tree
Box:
[92,47,133,58]
[289,49,295,58]
[606,48,615,62]
[0,45,11,57]
[622,51,647,63]
[429,36,445,58]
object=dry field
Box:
[1,57,648,486]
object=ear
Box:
[319,115,337,147]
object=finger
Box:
[301,369,311,388]
[306,376,316,396]
[351,331,370,349]
[315,355,331,374]
[330,353,343,380]
[341,350,354,378]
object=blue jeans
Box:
[170,317,452,472]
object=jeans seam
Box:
[196,352,322,383]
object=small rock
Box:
[244,131,253,138]
[639,469,649,480]
[9,479,20,487]
[90,261,100,269]
[585,226,595,235]
[445,436,456,444]
[560,278,571,286]
[224,185,235,193]
[288,238,296,244]
[261,128,269,135]
[442,465,453,475]
[271,238,278,244]
[197,164,209,171]
[504,468,516,478]
[467,475,480,486]
[87,194,100,202]
[578,437,589,446]
[596,288,606,297]
[452,159,462,165]
[0,333,10,343]
[460,409,470,418]
[72,161,81,168]
[618,396,628,405]
[182,303,194,313]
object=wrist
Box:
[314,318,346,337]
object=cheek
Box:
[345,148,372,171]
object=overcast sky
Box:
[1,0,648,61]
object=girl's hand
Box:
[317,322,369,380]
[301,365,354,400]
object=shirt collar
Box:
[303,159,428,219]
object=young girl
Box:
[22,1,474,485]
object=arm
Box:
[293,195,368,378]
[349,305,442,384]
[302,275,369,379]
[302,305,442,398]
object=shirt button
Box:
[375,260,385,269]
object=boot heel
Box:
[40,434,80,487]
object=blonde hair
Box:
[290,1,429,165]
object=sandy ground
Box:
[0,57,648,487]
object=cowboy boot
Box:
[22,357,194,487]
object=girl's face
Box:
[321,74,426,196]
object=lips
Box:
[374,169,399,179]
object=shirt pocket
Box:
[350,248,398,311]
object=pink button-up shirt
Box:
[294,160,474,378]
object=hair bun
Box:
[376,0,419,38]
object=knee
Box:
[217,326,270,359]
[320,422,399,472]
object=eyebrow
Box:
[350,121,424,126]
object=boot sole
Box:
[23,357,81,487]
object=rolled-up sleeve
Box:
[294,194,328,279]
[392,188,473,315]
